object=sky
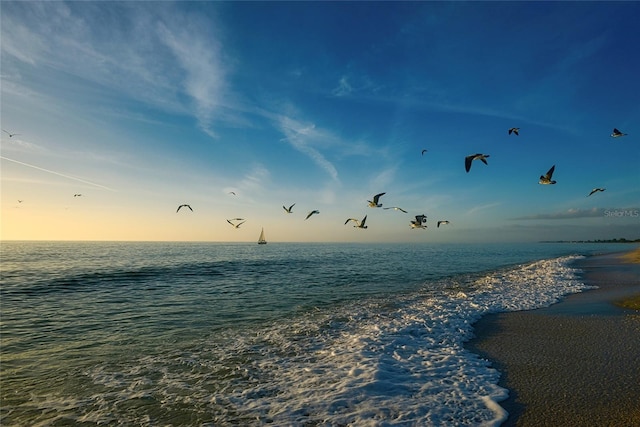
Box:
[1,1,639,243]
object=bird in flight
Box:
[437,220,450,228]
[17,200,23,203]
[74,194,83,197]
[345,215,368,229]
[367,192,386,208]
[305,210,320,220]
[226,218,246,228]
[465,154,490,173]
[383,206,407,213]
[410,214,428,229]
[176,204,193,212]
[228,191,237,196]
[539,165,557,185]
[421,149,428,156]
[2,129,20,138]
[283,203,295,213]
[587,188,605,197]
[508,127,520,136]
[610,128,627,138]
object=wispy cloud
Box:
[511,207,640,220]
[1,2,229,136]
[277,116,340,182]
[156,20,226,137]
[332,76,353,97]
[464,202,503,216]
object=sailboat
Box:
[258,227,267,245]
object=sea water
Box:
[0,241,627,426]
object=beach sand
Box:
[469,247,640,427]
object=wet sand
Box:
[469,247,640,427]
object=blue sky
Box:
[1,1,639,242]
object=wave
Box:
[6,255,590,426]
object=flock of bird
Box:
[4,126,628,237]
[177,126,624,235]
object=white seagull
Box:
[437,220,450,228]
[539,165,557,185]
[305,210,320,220]
[176,204,192,212]
[383,206,408,213]
[283,203,295,213]
[465,154,490,173]
[345,215,368,229]
[367,192,386,208]
[610,128,627,138]
[587,188,605,197]
[226,218,246,228]
[410,214,428,229]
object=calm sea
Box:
[0,241,628,426]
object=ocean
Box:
[0,241,628,426]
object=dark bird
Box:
[410,214,428,229]
[437,220,450,228]
[588,188,605,197]
[539,165,557,185]
[421,149,428,156]
[228,191,237,195]
[2,129,20,138]
[176,204,193,212]
[367,192,386,208]
[465,154,490,173]
[508,127,520,136]
[305,210,320,220]
[345,215,368,229]
[283,203,295,213]
[610,128,627,138]
[226,219,246,228]
[74,194,83,197]
[383,206,408,213]
[17,200,23,203]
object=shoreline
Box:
[469,247,640,426]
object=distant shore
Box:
[469,247,640,426]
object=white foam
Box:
[56,255,589,425]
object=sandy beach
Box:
[470,247,640,427]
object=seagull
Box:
[539,165,557,185]
[383,206,408,213]
[345,215,368,229]
[226,219,246,228]
[610,128,627,138]
[421,149,428,156]
[508,127,520,136]
[17,200,23,203]
[367,192,386,208]
[410,214,428,229]
[465,154,490,173]
[228,191,237,196]
[587,188,605,197]
[176,204,193,212]
[2,129,20,138]
[283,203,295,213]
[305,210,320,220]
[74,194,83,197]
[437,220,450,228]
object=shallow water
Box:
[0,241,627,426]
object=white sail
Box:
[258,228,267,244]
